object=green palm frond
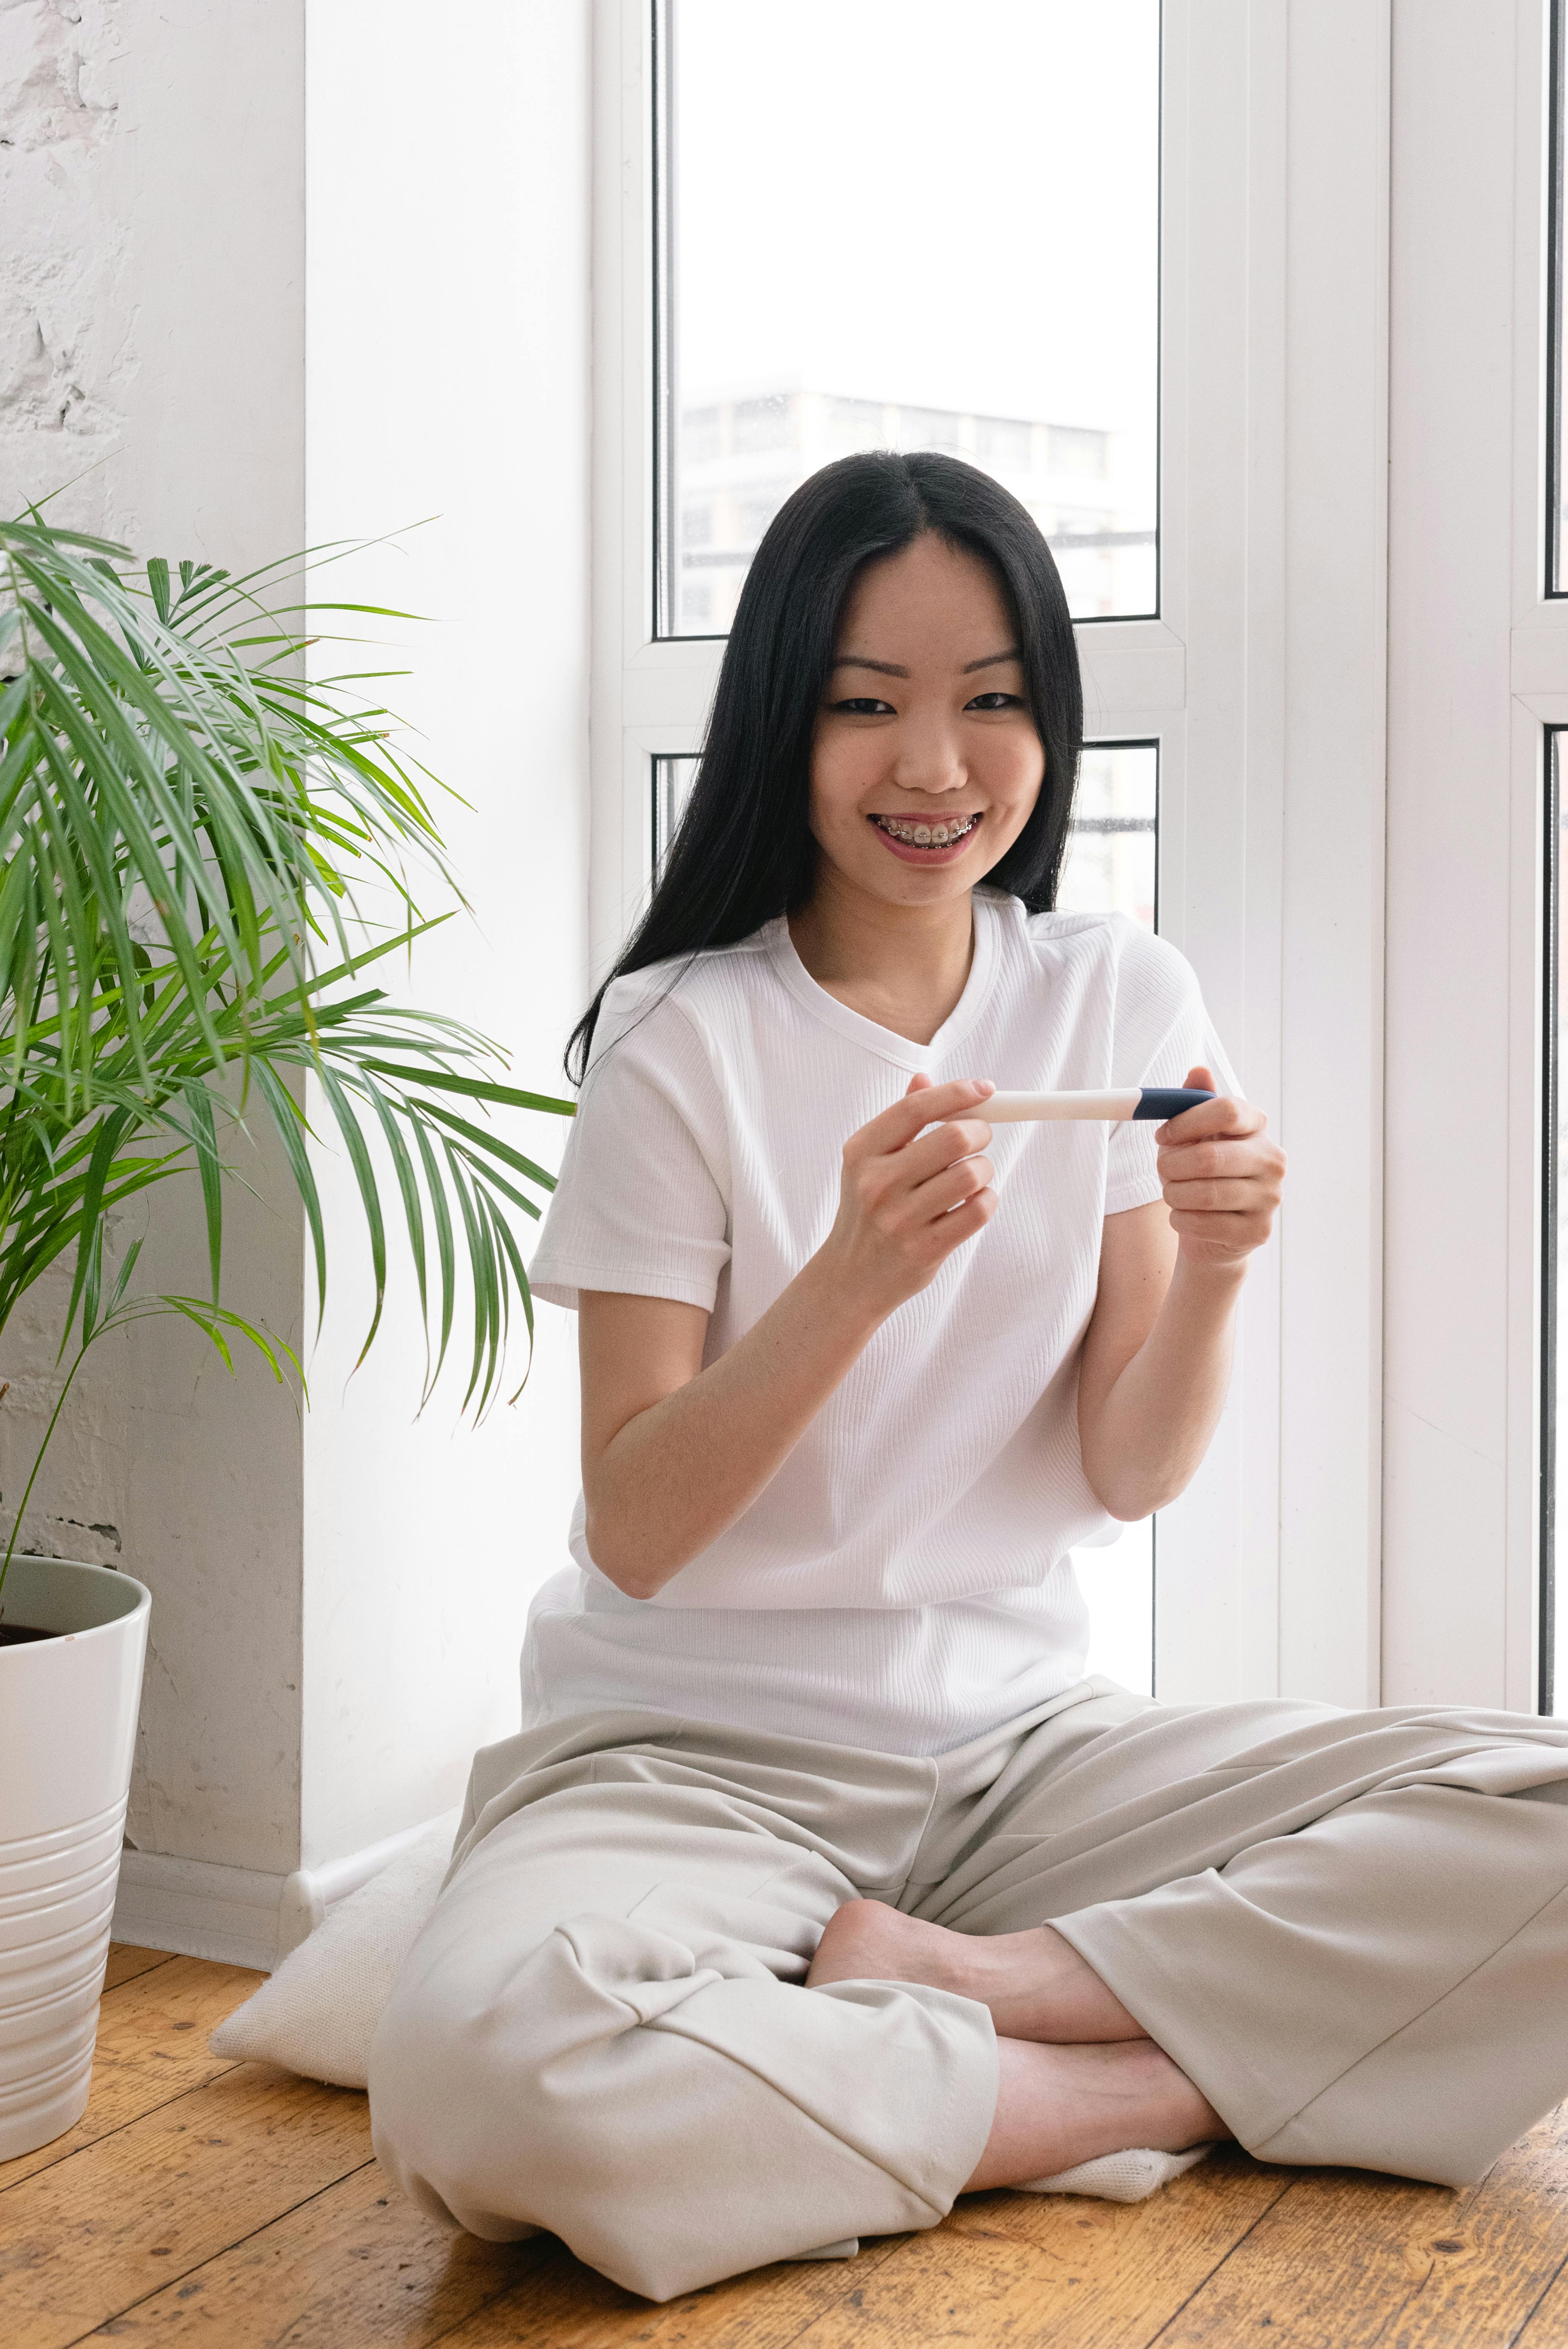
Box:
[0,514,574,1502]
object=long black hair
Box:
[566,449,1082,1081]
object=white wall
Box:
[1,0,311,1873]
[2,0,593,1891]
[299,0,591,1865]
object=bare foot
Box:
[965,2036,1226,2192]
[807,1898,1146,2042]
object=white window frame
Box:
[590,0,1390,1708]
[1383,0,1566,1712]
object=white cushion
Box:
[208,1817,456,2090]
[1020,2143,1213,2201]
[790,2142,1212,2263]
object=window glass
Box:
[652,738,1160,1696]
[650,753,699,877]
[1058,742,1158,930]
[657,0,1161,636]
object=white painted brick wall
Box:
[0,0,311,1874]
[2,1,131,521]
[0,0,591,1896]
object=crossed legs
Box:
[807,1901,1223,2187]
[372,1697,1568,2299]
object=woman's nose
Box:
[891,719,966,795]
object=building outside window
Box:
[656,0,1159,639]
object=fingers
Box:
[903,1164,996,1271]
[850,1128,995,1225]
[1160,1176,1269,1214]
[1158,1131,1267,1176]
[1155,1068,1285,1262]
[1160,1133,1283,1182]
[1156,1089,1265,1144]
[846,1082,996,1242]
[901,1151,996,1224]
[1159,1132,1285,1193]
[835,1071,997,1299]
[854,1077,994,1159]
[1159,1082,1285,1260]
[895,1117,994,1187]
[930,1187,998,1251]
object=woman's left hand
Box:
[1156,1066,1285,1271]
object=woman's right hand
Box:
[821,1074,997,1318]
[581,1072,996,1597]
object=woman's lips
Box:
[867,812,984,866]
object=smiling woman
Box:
[816,544,1041,865]
[368,449,1568,2305]
[792,534,1048,1044]
[552,463,1269,1613]
[568,451,1081,1079]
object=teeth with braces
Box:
[873,813,979,848]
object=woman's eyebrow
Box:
[827,648,1021,678]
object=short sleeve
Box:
[527,978,731,1312]
[1103,922,1241,1217]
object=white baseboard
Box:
[275,1810,462,1959]
[112,1850,287,1973]
[112,1809,461,1972]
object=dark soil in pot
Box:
[0,1623,56,1646]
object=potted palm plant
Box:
[0,514,571,2159]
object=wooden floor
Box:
[6,1952,1568,2349]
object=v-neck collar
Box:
[764,892,1003,1072]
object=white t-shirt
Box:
[525,889,1235,1756]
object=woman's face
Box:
[808,533,1046,913]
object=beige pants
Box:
[369,1681,1568,2301]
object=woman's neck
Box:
[788,877,976,1046]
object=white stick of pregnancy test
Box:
[984,1086,1215,1125]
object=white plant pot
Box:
[0,1556,150,2160]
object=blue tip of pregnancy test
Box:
[1133,1086,1215,1121]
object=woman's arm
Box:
[1078,1066,1285,1520]
[579,1075,996,1598]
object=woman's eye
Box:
[830,697,895,716]
[967,691,1024,712]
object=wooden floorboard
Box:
[4,1946,1567,2349]
[426,2158,1293,2349]
[0,1955,259,2194]
[0,2064,371,2347]
[73,2163,546,2347]
[100,1944,175,1994]
[1158,2105,1568,2347]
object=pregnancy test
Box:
[984,1086,1215,1124]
